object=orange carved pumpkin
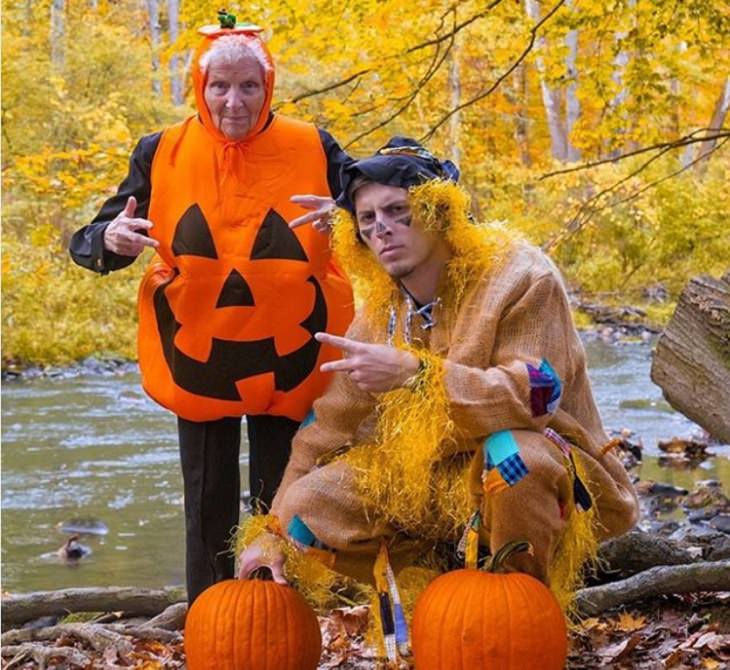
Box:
[184,579,322,670]
[411,542,567,670]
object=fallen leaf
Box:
[616,612,647,632]
[662,648,687,668]
[597,633,643,663]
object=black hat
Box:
[336,136,460,214]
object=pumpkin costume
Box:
[70,22,353,602]
[241,139,638,626]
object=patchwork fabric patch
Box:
[457,509,482,569]
[544,428,593,512]
[483,430,529,488]
[527,358,562,417]
[287,514,336,566]
[287,514,316,546]
[497,453,529,485]
[483,467,510,495]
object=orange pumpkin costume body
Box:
[138,34,353,422]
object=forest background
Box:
[2,0,729,367]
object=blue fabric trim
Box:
[300,409,316,428]
[393,603,409,647]
[287,514,316,547]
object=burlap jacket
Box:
[272,242,638,541]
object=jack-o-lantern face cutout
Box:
[152,205,326,401]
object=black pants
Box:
[177,414,300,603]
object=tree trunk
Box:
[524,0,568,162]
[448,38,462,167]
[650,272,730,443]
[168,0,183,105]
[146,0,162,97]
[50,0,65,69]
[1,586,186,630]
[694,77,730,174]
[512,63,532,166]
[564,20,581,162]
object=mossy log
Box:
[651,271,730,443]
[1,586,186,630]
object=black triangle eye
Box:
[251,209,308,261]
[172,204,218,259]
[216,269,255,307]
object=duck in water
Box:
[57,534,91,563]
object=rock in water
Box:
[58,518,109,536]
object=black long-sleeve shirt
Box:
[69,126,350,274]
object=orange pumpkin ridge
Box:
[411,541,567,670]
[184,579,322,670]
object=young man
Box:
[238,137,638,604]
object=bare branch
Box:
[539,128,730,180]
[272,1,504,108]
[420,0,566,142]
[576,560,730,617]
[277,68,371,107]
[344,11,457,148]
[543,137,730,252]
[404,0,503,54]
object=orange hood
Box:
[191,29,276,144]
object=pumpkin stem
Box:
[217,9,237,29]
[484,540,533,573]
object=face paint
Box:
[355,185,414,240]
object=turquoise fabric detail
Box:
[300,409,316,428]
[484,430,520,468]
[287,514,316,547]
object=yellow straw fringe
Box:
[547,453,600,615]
[234,514,341,611]
[337,349,471,540]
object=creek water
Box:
[2,337,729,593]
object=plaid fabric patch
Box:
[497,452,529,485]
[483,430,529,487]
[527,358,562,416]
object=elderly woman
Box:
[69,18,353,602]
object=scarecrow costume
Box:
[69,19,353,602]
[245,138,639,616]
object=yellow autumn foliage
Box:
[2,0,728,366]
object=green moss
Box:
[60,611,105,623]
